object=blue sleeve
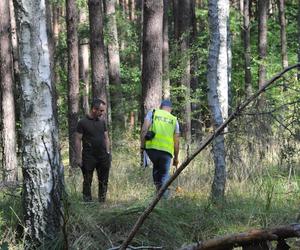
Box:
[144,111,153,123]
[175,120,180,134]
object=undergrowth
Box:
[1,138,300,249]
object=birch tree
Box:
[14,0,64,247]
[0,0,18,185]
[207,0,229,200]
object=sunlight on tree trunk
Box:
[14,0,64,247]
[0,0,18,185]
[207,0,229,201]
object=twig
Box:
[119,63,300,249]
[96,225,114,247]
[107,245,163,250]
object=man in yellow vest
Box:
[141,100,180,197]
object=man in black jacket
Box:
[75,99,111,202]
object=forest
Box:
[1,0,300,249]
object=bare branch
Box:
[118,64,300,249]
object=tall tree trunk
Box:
[178,0,192,144]
[277,0,288,68]
[258,0,268,91]
[0,0,18,185]
[14,0,64,247]
[243,0,252,96]
[79,10,90,115]
[162,0,170,99]
[88,0,107,102]
[207,0,229,200]
[298,0,300,80]
[66,0,79,168]
[173,0,179,40]
[190,0,202,142]
[141,0,163,118]
[104,0,125,130]
[52,4,60,47]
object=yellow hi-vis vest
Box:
[145,109,177,157]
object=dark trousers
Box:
[146,149,172,190]
[81,155,110,202]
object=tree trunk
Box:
[88,0,107,102]
[14,0,64,247]
[258,0,268,91]
[277,0,288,68]
[79,10,90,115]
[173,0,179,40]
[191,0,202,143]
[243,0,252,96]
[178,0,192,144]
[207,0,229,200]
[0,0,18,185]
[162,0,170,99]
[141,0,163,118]
[66,0,80,168]
[298,0,300,80]
[104,0,125,130]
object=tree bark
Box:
[79,9,90,115]
[243,0,252,96]
[179,224,300,250]
[207,0,229,200]
[162,0,170,99]
[88,0,107,102]
[0,0,18,185]
[277,0,288,68]
[141,0,163,118]
[178,0,192,144]
[258,0,268,91]
[14,0,64,247]
[104,0,125,129]
[66,0,80,168]
[298,0,300,80]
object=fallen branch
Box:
[119,63,300,250]
[108,245,162,250]
[179,223,300,250]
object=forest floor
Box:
[1,138,300,249]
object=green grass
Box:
[1,141,300,249]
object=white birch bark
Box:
[207,0,229,200]
[14,0,64,247]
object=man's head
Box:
[160,99,172,112]
[91,98,106,118]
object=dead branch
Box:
[179,223,300,250]
[119,63,300,250]
[107,245,162,250]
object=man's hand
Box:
[107,152,112,162]
[173,158,179,167]
[75,158,82,168]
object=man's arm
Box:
[140,119,151,149]
[104,131,110,153]
[173,133,180,166]
[75,132,83,167]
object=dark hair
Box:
[91,98,106,108]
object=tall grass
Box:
[1,132,300,249]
